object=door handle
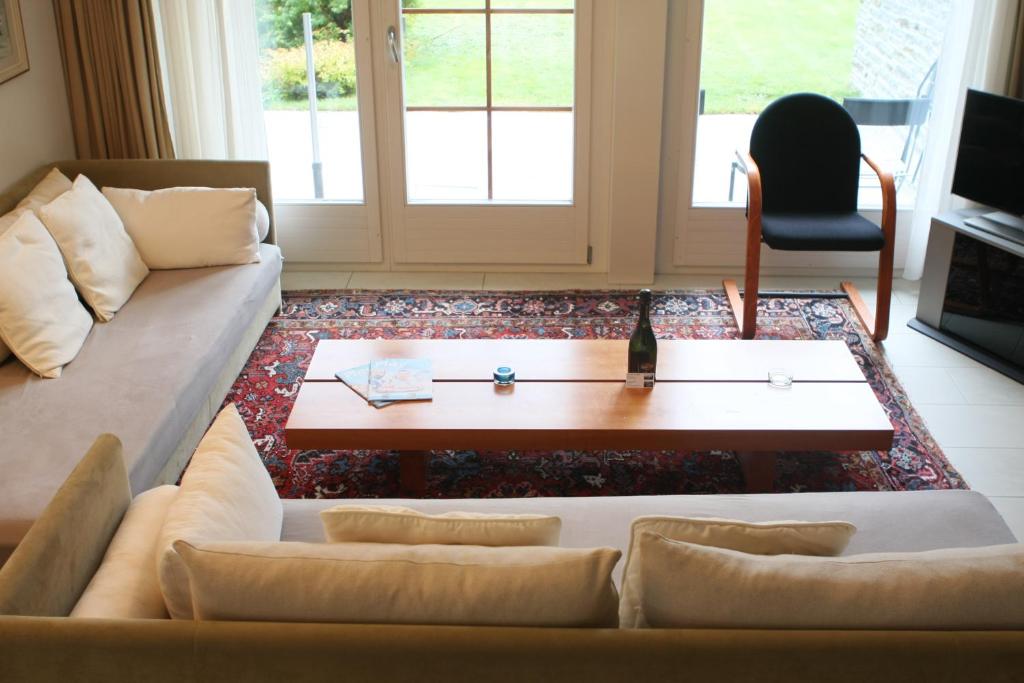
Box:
[387,26,400,63]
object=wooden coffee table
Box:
[285,340,893,495]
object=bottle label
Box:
[625,372,655,389]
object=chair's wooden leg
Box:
[873,240,895,343]
[723,279,745,335]
[841,280,875,339]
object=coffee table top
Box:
[303,339,866,382]
[286,339,893,453]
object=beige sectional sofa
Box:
[0,160,283,562]
[1,435,1022,682]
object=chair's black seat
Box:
[760,211,885,252]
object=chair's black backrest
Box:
[750,93,861,213]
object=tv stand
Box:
[963,211,1024,245]
[912,209,1024,383]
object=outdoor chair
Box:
[723,93,896,343]
[728,64,936,201]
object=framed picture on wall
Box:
[0,0,28,85]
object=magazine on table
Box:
[336,358,433,407]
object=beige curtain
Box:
[1010,1,1024,98]
[53,0,174,159]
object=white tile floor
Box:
[281,271,1024,538]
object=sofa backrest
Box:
[0,434,131,617]
[0,159,277,245]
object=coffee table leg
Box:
[398,451,428,498]
[737,451,777,493]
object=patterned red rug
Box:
[224,289,966,498]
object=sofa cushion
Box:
[38,175,149,322]
[175,539,621,627]
[157,404,283,620]
[0,242,282,555]
[0,169,73,366]
[256,200,270,242]
[0,212,94,378]
[280,489,1017,584]
[102,186,260,269]
[320,505,561,546]
[14,168,72,216]
[71,485,178,620]
[618,517,856,628]
[634,533,1024,630]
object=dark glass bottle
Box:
[628,289,657,384]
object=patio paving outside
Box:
[265,110,918,209]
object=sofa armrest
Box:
[0,434,130,617]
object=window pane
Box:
[491,14,574,107]
[492,0,573,8]
[402,14,485,107]
[402,0,483,8]
[492,112,573,201]
[693,0,950,208]
[405,112,488,201]
[258,0,364,201]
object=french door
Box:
[259,0,591,266]
[375,0,591,265]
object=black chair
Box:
[722,93,896,342]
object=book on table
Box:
[336,358,433,407]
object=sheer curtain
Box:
[903,0,1023,280]
[152,0,268,160]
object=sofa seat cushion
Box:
[281,489,1016,584]
[0,243,282,552]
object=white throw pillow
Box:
[102,186,261,269]
[0,211,15,362]
[256,199,270,242]
[71,485,179,619]
[157,403,282,619]
[635,533,1024,630]
[320,505,562,546]
[38,175,149,322]
[15,167,73,215]
[0,212,94,378]
[0,168,73,365]
[175,540,621,627]
[619,516,856,627]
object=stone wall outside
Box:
[850,0,952,99]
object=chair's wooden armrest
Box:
[739,151,762,222]
[861,154,896,240]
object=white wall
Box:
[0,0,74,190]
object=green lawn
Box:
[401,12,573,107]
[700,0,860,114]
[264,0,858,114]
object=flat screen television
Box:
[952,89,1024,237]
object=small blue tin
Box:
[493,366,515,385]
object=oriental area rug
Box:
[223,290,966,499]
